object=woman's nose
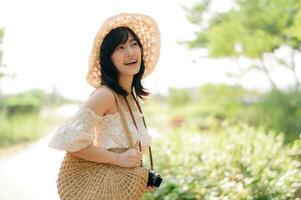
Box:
[125,46,135,56]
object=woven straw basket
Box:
[57,150,148,200]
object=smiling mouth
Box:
[124,60,137,65]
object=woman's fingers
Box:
[146,186,154,192]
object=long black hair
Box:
[99,27,150,100]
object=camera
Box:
[147,170,162,187]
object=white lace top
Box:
[48,97,152,154]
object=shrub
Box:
[143,123,301,200]
[256,89,301,143]
[2,89,46,116]
[168,88,192,107]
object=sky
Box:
[0,0,299,100]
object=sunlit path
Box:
[0,134,65,200]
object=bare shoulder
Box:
[84,86,115,116]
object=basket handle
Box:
[111,90,135,148]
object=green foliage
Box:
[0,106,65,149]
[197,83,250,118]
[242,30,281,58]
[165,84,301,143]
[0,28,4,40]
[1,88,74,116]
[168,88,192,107]
[202,13,244,57]
[168,83,258,123]
[2,89,46,116]
[143,123,301,199]
[186,0,301,58]
[185,0,301,90]
[185,0,210,25]
[0,112,42,147]
[3,89,45,107]
[287,2,301,46]
[256,89,301,143]
[0,88,73,149]
[0,27,4,67]
[147,84,301,198]
[143,98,170,132]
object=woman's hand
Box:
[115,148,142,168]
[146,186,154,192]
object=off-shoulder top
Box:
[48,93,152,154]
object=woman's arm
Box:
[69,141,142,168]
[69,86,117,164]
[69,144,120,165]
[67,87,142,168]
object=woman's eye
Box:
[117,46,124,50]
[133,42,138,46]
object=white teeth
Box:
[125,60,137,65]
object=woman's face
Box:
[111,33,142,77]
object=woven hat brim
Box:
[86,13,161,88]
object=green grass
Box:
[0,106,65,150]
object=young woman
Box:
[48,13,161,199]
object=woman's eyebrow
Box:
[129,38,137,42]
[121,38,136,45]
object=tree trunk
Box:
[259,59,279,91]
[290,49,300,91]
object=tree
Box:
[0,28,4,68]
[0,28,5,97]
[184,0,301,91]
[0,28,16,98]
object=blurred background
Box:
[0,0,301,199]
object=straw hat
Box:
[86,13,161,88]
